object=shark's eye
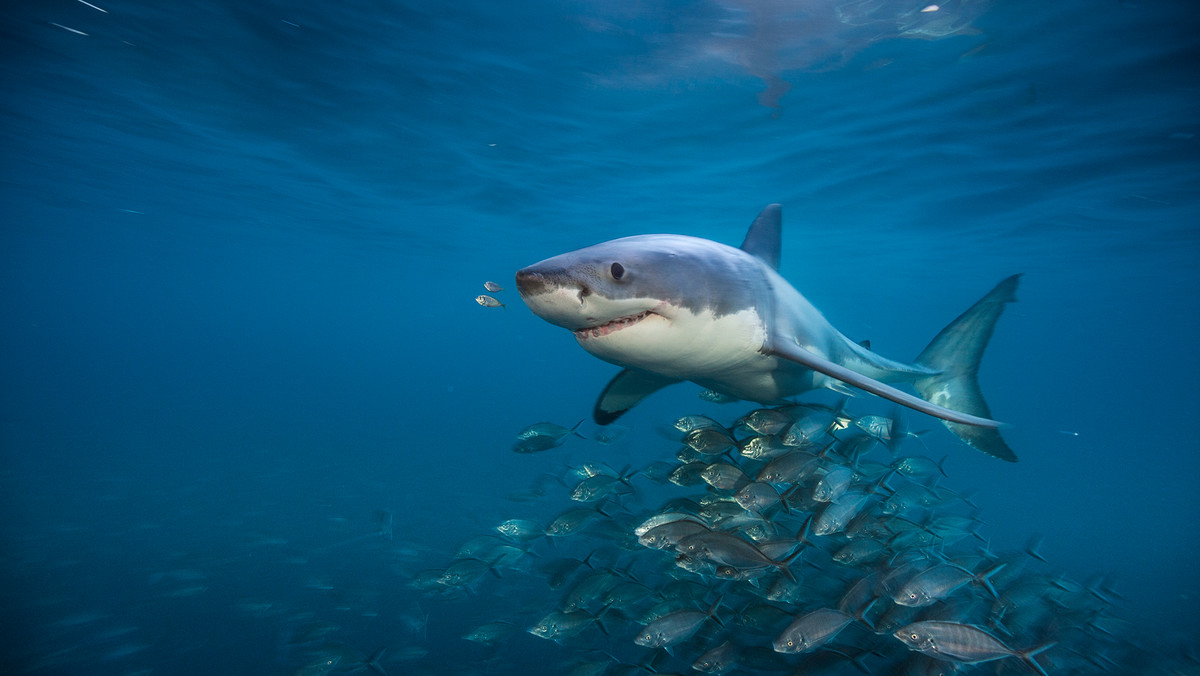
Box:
[610,262,625,280]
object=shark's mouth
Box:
[574,311,654,340]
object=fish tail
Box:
[617,464,636,487]
[795,513,817,548]
[768,483,791,516]
[569,419,588,440]
[935,454,949,477]
[779,484,803,513]
[1019,641,1057,676]
[486,555,505,580]
[977,562,1007,600]
[913,274,1021,462]
[707,595,725,627]
[850,596,878,631]
[593,608,612,637]
[1025,534,1047,562]
[365,645,389,676]
[774,546,806,583]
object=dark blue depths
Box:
[1,0,1198,674]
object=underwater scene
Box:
[1,0,1198,674]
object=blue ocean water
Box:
[2,0,1198,674]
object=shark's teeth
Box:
[575,311,652,340]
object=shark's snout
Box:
[517,265,589,300]
[515,267,549,298]
[515,264,602,330]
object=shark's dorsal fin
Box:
[739,204,782,270]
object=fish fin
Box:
[707,594,725,626]
[1025,534,1047,562]
[936,454,949,477]
[848,649,874,675]
[739,204,782,270]
[914,275,1021,461]
[852,597,878,631]
[977,562,1007,600]
[594,369,681,425]
[1020,641,1057,676]
[765,335,1002,429]
[364,646,389,676]
[568,419,588,440]
[795,513,816,548]
[776,547,804,584]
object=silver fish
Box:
[528,609,605,641]
[773,607,855,654]
[634,598,722,651]
[895,620,1055,675]
[475,294,505,309]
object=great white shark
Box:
[515,204,1021,461]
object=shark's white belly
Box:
[577,306,790,400]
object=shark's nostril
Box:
[579,285,590,298]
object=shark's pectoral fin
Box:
[764,335,1002,429]
[595,369,682,425]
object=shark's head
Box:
[516,234,773,377]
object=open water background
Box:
[1,0,1197,673]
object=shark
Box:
[514,204,1020,461]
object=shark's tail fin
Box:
[914,275,1021,462]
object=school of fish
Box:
[406,399,1143,675]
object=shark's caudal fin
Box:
[914,275,1021,462]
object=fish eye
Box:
[910,633,920,641]
[610,262,625,280]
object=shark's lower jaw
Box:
[574,311,655,341]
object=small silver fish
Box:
[475,294,505,309]
[894,620,1055,675]
[484,281,504,292]
[462,621,517,645]
[774,608,855,654]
